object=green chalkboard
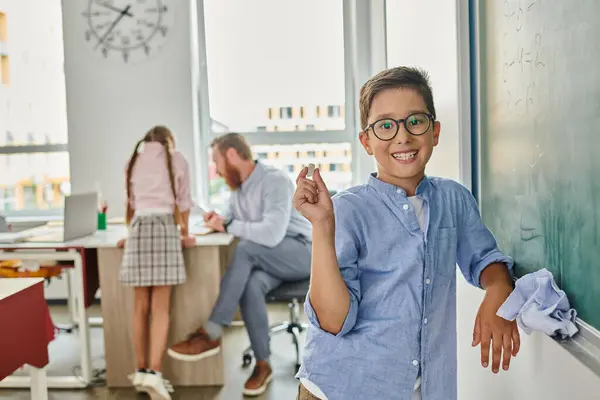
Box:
[476,0,600,331]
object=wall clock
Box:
[82,0,174,64]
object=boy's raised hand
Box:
[294,166,334,225]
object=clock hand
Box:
[97,2,133,17]
[95,5,132,49]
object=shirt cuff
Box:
[226,219,243,237]
[304,292,358,337]
[472,253,515,288]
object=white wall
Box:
[457,280,600,399]
[385,1,600,398]
[61,0,199,219]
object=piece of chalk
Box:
[307,163,315,178]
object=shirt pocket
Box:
[433,226,458,278]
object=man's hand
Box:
[203,210,218,223]
[473,283,520,373]
[117,238,126,248]
[205,214,225,232]
[293,166,334,226]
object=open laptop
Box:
[28,192,98,243]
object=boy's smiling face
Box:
[359,87,441,195]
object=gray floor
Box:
[0,304,306,400]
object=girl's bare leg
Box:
[148,285,173,371]
[133,287,152,369]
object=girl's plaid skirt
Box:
[120,214,186,287]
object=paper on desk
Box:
[0,231,37,244]
[189,221,214,236]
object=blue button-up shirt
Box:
[296,174,513,400]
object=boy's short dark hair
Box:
[359,66,436,130]
[210,132,253,161]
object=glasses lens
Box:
[373,119,398,140]
[405,113,430,135]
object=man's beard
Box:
[223,159,242,190]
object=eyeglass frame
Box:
[363,112,436,141]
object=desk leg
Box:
[72,251,92,383]
[29,366,48,400]
[67,268,78,325]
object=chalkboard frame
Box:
[463,0,600,379]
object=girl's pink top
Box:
[126,142,193,212]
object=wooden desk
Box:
[0,223,236,389]
[96,226,236,387]
[0,278,54,399]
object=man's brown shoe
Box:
[167,327,221,362]
[243,360,273,397]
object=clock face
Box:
[83,0,174,63]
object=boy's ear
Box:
[359,131,373,155]
[432,121,441,146]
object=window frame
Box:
[194,0,358,206]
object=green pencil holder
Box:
[97,212,107,230]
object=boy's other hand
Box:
[472,283,520,374]
[294,166,333,226]
[117,238,126,248]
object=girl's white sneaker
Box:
[127,370,147,392]
[143,372,174,400]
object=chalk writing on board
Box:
[535,34,547,67]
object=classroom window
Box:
[198,0,357,207]
[207,143,353,207]
[202,0,348,133]
[0,153,70,212]
[0,1,69,215]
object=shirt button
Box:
[425,278,431,285]
[412,359,419,366]
[403,204,409,210]
[424,318,428,324]
[397,189,402,194]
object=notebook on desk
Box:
[189,217,214,236]
[27,192,98,243]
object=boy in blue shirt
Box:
[293,66,520,400]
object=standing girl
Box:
[119,126,194,400]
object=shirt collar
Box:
[241,161,264,190]
[367,173,431,199]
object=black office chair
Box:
[241,278,310,372]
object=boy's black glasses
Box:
[364,112,435,141]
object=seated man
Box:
[168,133,312,396]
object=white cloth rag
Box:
[497,268,578,339]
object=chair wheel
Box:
[242,353,253,368]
